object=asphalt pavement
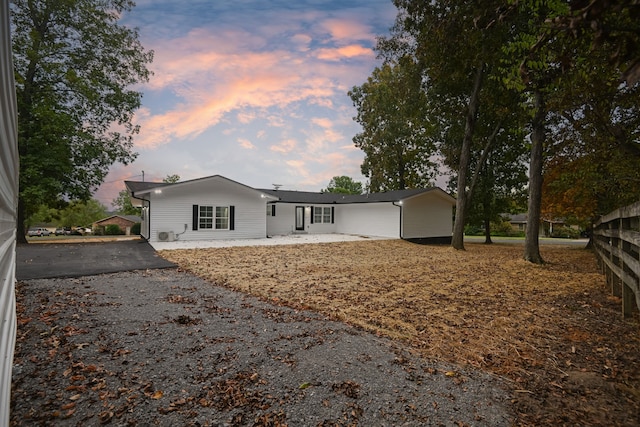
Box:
[16,239,176,280]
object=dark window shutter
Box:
[230,205,235,230]
[192,205,199,230]
[271,205,276,216]
[310,206,314,224]
[331,206,335,224]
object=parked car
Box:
[55,227,71,235]
[27,227,51,237]
[70,227,92,236]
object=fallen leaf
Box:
[151,390,163,399]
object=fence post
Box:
[611,219,621,297]
[594,200,640,318]
[620,216,633,317]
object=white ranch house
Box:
[125,175,455,244]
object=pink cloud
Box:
[320,18,374,42]
[132,22,378,149]
[270,138,297,154]
[238,138,256,149]
[316,45,374,61]
[311,117,332,128]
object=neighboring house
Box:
[125,175,456,243]
[506,213,578,236]
[93,215,142,235]
[507,213,528,232]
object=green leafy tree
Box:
[163,174,180,183]
[375,0,524,250]
[59,199,106,228]
[112,189,140,215]
[500,0,640,262]
[542,67,640,232]
[322,176,363,195]
[11,0,153,243]
[349,58,437,192]
[26,204,60,228]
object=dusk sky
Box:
[94,0,399,208]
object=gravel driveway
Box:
[12,242,513,426]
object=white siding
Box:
[140,201,150,240]
[148,178,268,242]
[266,203,299,235]
[0,2,18,424]
[308,205,337,234]
[336,203,401,238]
[402,192,453,238]
[267,203,340,235]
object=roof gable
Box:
[94,214,141,224]
[126,175,277,200]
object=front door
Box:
[295,206,305,231]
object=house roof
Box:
[507,213,528,223]
[259,187,455,204]
[94,214,142,225]
[124,180,171,194]
[125,175,276,199]
[125,174,454,205]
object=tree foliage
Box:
[11,0,153,242]
[373,0,528,250]
[349,58,437,192]
[27,199,106,229]
[163,174,180,183]
[505,0,640,258]
[112,189,140,215]
[322,176,363,195]
[59,199,106,228]
[352,0,639,262]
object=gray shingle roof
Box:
[124,180,169,193]
[94,214,141,224]
[258,187,449,204]
[125,176,454,205]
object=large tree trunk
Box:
[451,64,484,250]
[16,197,28,244]
[524,91,545,263]
[483,218,493,244]
[483,177,493,245]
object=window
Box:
[313,206,332,224]
[199,206,213,229]
[266,204,276,216]
[215,206,229,230]
[198,205,230,230]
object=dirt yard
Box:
[161,240,640,426]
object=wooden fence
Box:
[593,200,640,317]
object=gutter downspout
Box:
[131,192,150,241]
[392,201,403,239]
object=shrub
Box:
[105,224,122,235]
[464,224,483,236]
[550,226,581,239]
[490,220,518,237]
[131,222,141,235]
